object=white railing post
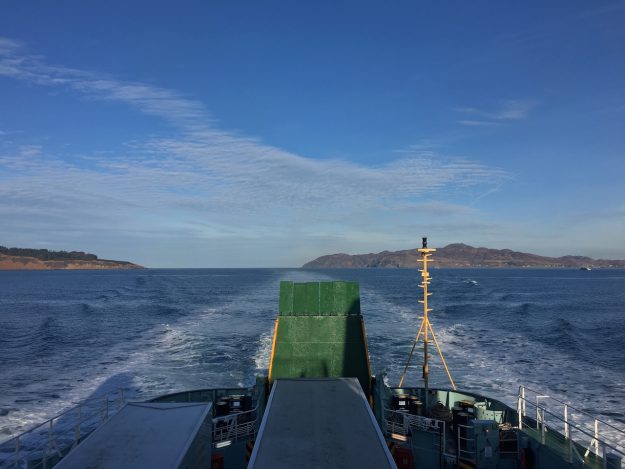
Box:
[541,408,546,445]
[595,419,599,456]
[522,386,526,417]
[517,389,523,430]
[535,395,549,436]
[564,404,572,463]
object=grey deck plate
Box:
[54,402,212,469]
[249,378,396,469]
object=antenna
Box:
[398,237,456,410]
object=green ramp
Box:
[268,281,372,397]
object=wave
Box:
[2,268,625,448]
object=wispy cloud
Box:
[0,37,510,264]
[399,202,475,216]
[456,120,501,127]
[455,99,539,127]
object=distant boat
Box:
[580,266,592,271]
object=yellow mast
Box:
[399,238,456,406]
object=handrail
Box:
[518,384,625,462]
[1,394,119,445]
[526,405,624,458]
[521,385,625,435]
[520,387,625,447]
[382,407,446,454]
[212,406,258,445]
[0,389,125,469]
[383,407,445,433]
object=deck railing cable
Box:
[212,406,258,446]
[0,389,125,469]
[518,385,625,467]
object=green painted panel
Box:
[333,281,347,314]
[293,283,308,316]
[270,313,371,396]
[345,282,361,315]
[279,281,359,316]
[279,281,293,315]
[319,282,334,315]
[305,282,320,314]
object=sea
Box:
[1,268,624,446]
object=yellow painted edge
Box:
[267,318,279,383]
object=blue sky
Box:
[1,1,624,267]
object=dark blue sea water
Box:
[1,268,624,443]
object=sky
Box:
[0,1,624,267]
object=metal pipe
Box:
[75,403,81,447]
[595,419,600,456]
[517,392,523,430]
[427,322,456,390]
[398,320,425,387]
[442,421,446,455]
[564,403,572,463]
[14,436,19,468]
[535,395,549,431]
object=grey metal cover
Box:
[55,402,212,469]
[248,378,396,469]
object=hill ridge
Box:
[0,245,143,270]
[303,244,625,268]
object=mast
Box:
[398,237,457,412]
[419,237,433,409]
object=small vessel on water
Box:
[580,266,592,271]
[1,239,623,468]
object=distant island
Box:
[303,243,625,269]
[0,246,143,270]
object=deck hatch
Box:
[54,402,213,469]
[248,378,396,469]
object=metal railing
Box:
[0,390,125,469]
[212,406,258,446]
[383,407,446,450]
[518,385,625,467]
[456,423,477,465]
[383,407,445,434]
[384,407,458,468]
